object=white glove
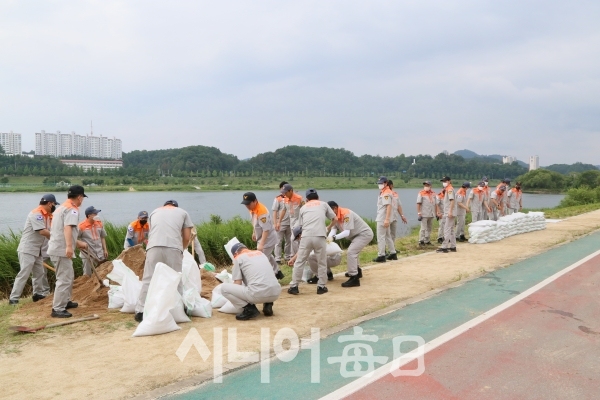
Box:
[326,236,333,244]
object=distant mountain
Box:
[544,163,599,175]
[453,149,528,168]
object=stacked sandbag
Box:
[105,259,142,313]
[468,212,546,244]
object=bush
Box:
[559,187,600,207]
[517,169,566,190]
[574,170,600,189]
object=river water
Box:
[1,189,564,236]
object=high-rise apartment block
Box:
[502,156,517,164]
[529,155,539,171]
[0,131,22,155]
[35,130,122,159]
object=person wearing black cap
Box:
[481,176,491,220]
[241,192,283,279]
[47,185,89,317]
[134,200,194,322]
[436,177,457,253]
[281,183,304,256]
[386,180,408,249]
[78,206,108,276]
[467,181,488,222]
[506,182,523,214]
[373,176,396,262]
[455,182,471,242]
[124,210,150,249]
[8,194,58,305]
[497,179,511,215]
[221,242,281,320]
[416,181,436,246]
[288,189,337,295]
[287,226,337,283]
[490,185,507,221]
[272,182,292,265]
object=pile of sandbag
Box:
[468,212,546,244]
[105,260,142,312]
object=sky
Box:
[1,1,599,165]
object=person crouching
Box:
[221,242,282,320]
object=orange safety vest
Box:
[79,219,104,240]
[129,219,150,243]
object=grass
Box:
[524,203,600,219]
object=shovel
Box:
[10,314,99,334]
[80,250,106,287]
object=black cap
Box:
[498,185,507,191]
[138,211,149,218]
[68,185,88,197]
[292,226,303,240]
[440,176,451,182]
[231,242,247,256]
[164,200,178,207]
[85,206,101,216]
[305,188,318,197]
[40,194,57,204]
[503,178,511,183]
[422,180,432,185]
[462,181,471,188]
[280,183,293,194]
[482,176,489,182]
[241,192,257,205]
[377,176,388,184]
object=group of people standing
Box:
[416,176,523,253]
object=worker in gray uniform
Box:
[436,190,446,243]
[47,185,89,318]
[9,194,57,305]
[455,182,470,242]
[387,180,408,254]
[288,189,337,295]
[221,242,281,320]
[373,176,396,262]
[326,201,374,287]
[281,183,304,255]
[467,181,488,222]
[242,192,284,279]
[489,185,507,221]
[506,182,523,214]
[436,177,457,253]
[272,181,292,264]
[135,200,193,322]
[288,226,337,283]
[416,181,436,246]
[77,206,108,276]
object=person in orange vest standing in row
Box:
[436,176,457,253]
[124,211,149,249]
[416,181,436,246]
[455,182,471,242]
[373,176,396,262]
[78,206,108,276]
[506,181,523,214]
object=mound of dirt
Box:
[200,269,221,299]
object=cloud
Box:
[0,1,599,165]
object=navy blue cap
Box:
[498,185,507,191]
[305,188,318,197]
[68,185,88,197]
[231,242,247,255]
[85,206,101,216]
[292,226,303,240]
[440,176,451,182]
[280,184,293,194]
[164,200,178,207]
[462,181,471,188]
[241,192,257,205]
[40,194,57,204]
[377,176,388,184]
[422,181,432,185]
[138,211,148,218]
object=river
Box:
[1,189,564,236]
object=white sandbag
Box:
[120,266,142,313]
[224,237,240,261]
[181,251,211,318]
[190,298,213,318]
[215,270,233,284]
[171,295,191,323]
[211,284,228,308]
[326,242,343,256]
[132,263,181,337]
[108,285,124,309]
[218,300,243,314]
[302,265,312,282]
[106,259,131,285]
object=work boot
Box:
[263,302,274,317]
[341,275,360,288]
[449,247,457,252]
[345,267,362,278]
[372,256,386,263]
[51,309,72,318]
[386,253,398,261]
[437,238,443,244]
[317,286,328,295]
[275,271,285,280]
[436,248,448,253]
[134,312,143,322]
[66,301,78,309]
[236,304,260,321]
[9,299,18,305]
[32,294,46,302]
[307,276,318,284]
[418,241,425,247]
[460,235,467,242]
[327,271,334,281]
[424,241,433,246]
[287,286,299,295]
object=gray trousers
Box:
[389,220,398,243]
[51,256,74,312]
[471,209,483,222]
[506,208,516,215]
[261,244,280,274]
[346,231,373,276]
[456,214,466,237]
[377,222,395,256]
[274,225,292,261]
[292,236,328,287]
[10,252,50,301]
[135,247,183,313]
[491,209,500,221]
[442,216,456,249]
[221,283,280,309]
[419,218,433,243]
[437,216,446,239]
[308,253,339,275]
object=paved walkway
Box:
[169,232,600,400]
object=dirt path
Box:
[2,211,600,400]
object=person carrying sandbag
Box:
[134,200,194,323]
[221,242,281,320]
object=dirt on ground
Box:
[2,211,600,400]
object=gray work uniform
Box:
[490,190,504,221]
[334,208,373,276]
[376,188,395,256]
[441,185,457,249]
[77,219,107,276]
[506,188,522,214]
[251,202,279,274]
[123,220,149,249]
[436,193,446,240]
[135,205,194,313]
[192,237,207,264]
[10,206,52,301]
[221,249,281,309]
[389,191,401,243]
[47,200,81,312]
[285,193,304,254]
[455,188,468,238]
[272,196,292,262]
[468,189,486,222]
[482,186,491,220]
[308,252,341,276]
[416,190,436,243]
[291,200,336,288]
